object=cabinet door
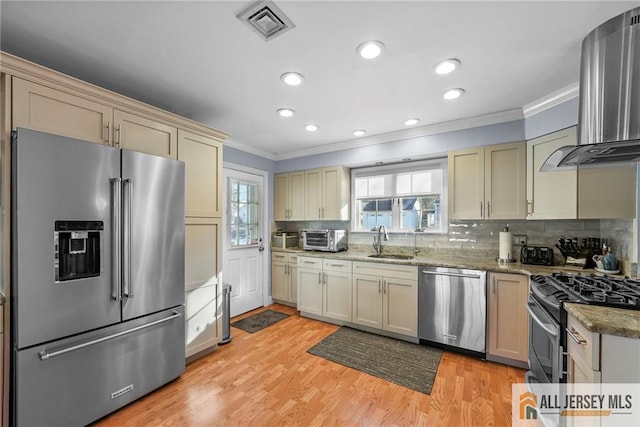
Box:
[527,127,577,219]
[274,173,290,221]
[271,261,288,301]
[185,283,218,358]
[289,263,298,304]
[485,142,526,219]
[305,168,323,220]
[487,273,528,362]
[114,109,178,159]
[448,147,484,219]
[321,166,349,220]
[578,166,636,219]
[12,77,112,144]
[383,277,418,337]
[323,270,352,322]
[289,171,306,220]
[178,129,222,217]
[184,218,221,351]
[298,267,323,316]
[352,274,383,329]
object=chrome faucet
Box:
[372,225,388,254]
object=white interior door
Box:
[223,165,267,317]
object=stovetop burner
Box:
[535,272,640,310]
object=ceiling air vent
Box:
[631,15,639,26]
[236,1,295,42]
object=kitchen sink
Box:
[367,254,414,260]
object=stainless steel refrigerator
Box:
[11,128,186,426]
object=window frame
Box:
[350,159,448,234]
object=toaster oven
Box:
[301,229,347,252]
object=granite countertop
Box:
[564,303,640,339]
[272,247,621,277]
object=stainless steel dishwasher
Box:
[418,266,487,356]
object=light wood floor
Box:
[95,304,525,426]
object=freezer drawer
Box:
[14,306,185,426]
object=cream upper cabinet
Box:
[12,77,112,144]
[448,142,526,220]
[526,127,578,219]
[115,109,177,159]
[487,273,528,364]
[274,171,305,221]
[578,165,637,219]
[304,166,350,220]
[352,262,418,338]
[178,129,223,218]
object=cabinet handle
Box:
[487,201,491,218]
[106,121,112,144]
[527,200,533,215]
[318,208,321,219]
[378,280,382,294]
[383,280,387,294]
[322,207,325,218]
[115,124,121,147]
[318,272,322,285]
[480,201,483,218]
[566,327,586,345]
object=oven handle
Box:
[526,301,558,337]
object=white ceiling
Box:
[1,1,637,160]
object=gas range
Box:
[530,272,640,319]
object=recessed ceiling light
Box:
[404,118,420,126]
[433,59,461,75]
[277,108,295,117]
[443,88,465,100]
[353,129,366,137]
[356,41,384,59]
[281,72,304,86]
[305,124,318,132]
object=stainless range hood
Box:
[541,7,640,172]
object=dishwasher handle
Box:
[421,270,483,280]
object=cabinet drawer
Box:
[298,256,323,269]
[288,254,298,264]
[323,259,352,273]
[567,314,600,371]
[353,261,417,280]
[272,252,289,262]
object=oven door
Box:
[526,296,563,384]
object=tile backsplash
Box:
[273,218,636,273]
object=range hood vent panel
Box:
[542,7,640,171]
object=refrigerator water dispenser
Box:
[54,220,103,282]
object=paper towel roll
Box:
[499,231,513,260]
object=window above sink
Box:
[351,159,448,234]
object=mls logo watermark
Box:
[512,383,640,427]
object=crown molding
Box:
[274,108,524,161]
[224,137,278,161]
[522,81,579,118]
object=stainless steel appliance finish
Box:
[542,7,640,171]
[301,229,348,252]
[418,267,487,355]
[11,128,186,426]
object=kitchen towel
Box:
[499,230,513,260]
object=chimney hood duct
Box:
[541,7,640,172]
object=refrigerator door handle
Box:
[123,178,133,298]
[110,177,122,301]
[38,311,182,361]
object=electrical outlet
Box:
[513,234,527,246]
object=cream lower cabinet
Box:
[297,257,352,322]
[184,218,222,358]
[352,262,418,337]
[274,172,305,221]
[487,273,528,365]
[271,252,298,305]
[448,141,526,220]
